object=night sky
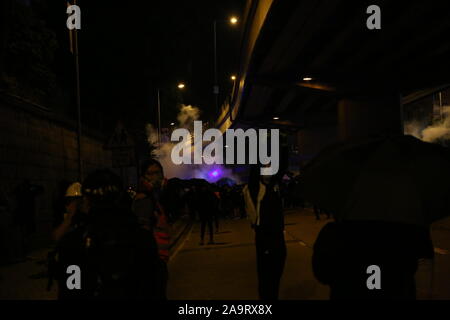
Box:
[81,1,243,130]
[10,0,244,136]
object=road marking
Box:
[169,223,194,263]
[298,240,307,247]
[284,230,312,249]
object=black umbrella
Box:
[302,135,450,226]
[216,177,236,187]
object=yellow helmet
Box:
[65,182,82,197]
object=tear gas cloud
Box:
[146,105,241,184]
[405,106,450,143]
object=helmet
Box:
[65,182,82,197]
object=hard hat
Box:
[65,182,82,197]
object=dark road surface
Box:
[1,208,450,300]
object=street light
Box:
[213,16,239,114]
[230,75,237,100]
[157,83,185,145]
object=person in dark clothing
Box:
[313,205,321,220]
[313,205,331,220]
[52,180,72,227]
[52,182,87,242]
[312,220,434,300]
[133,159,171,299]
[54,169,163,300]
[243,164,287,300]
[197,183,218,245]
[13,180,44,233]
[186,186,198,221]
[12,179,44,253]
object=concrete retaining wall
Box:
[0,93,112,248]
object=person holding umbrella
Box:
[304,135,448,299]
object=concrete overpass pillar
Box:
[338,94,403,141]
[297,125,338,169]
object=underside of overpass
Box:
[217,0,450,169]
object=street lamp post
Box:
[157,88,161,145]
[213,16,238,114]
[156,83,185,146]
[213,20,219,114]
[231,75,237,100]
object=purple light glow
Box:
[203,168,224,183]
[210,170,219,177]
[207,169,222,182]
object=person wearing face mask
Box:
[243,164,287,300]
[52,182,87,242]
[133,159,170,299]
[52,169,163,299]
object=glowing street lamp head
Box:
[273,117,280,120]
[230,16,238,25]
[178,83,185,89]
[231,75,237,81]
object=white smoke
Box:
[422,107,450,142]
[146,105,241,183]
[177,105,201,128]
[405,106,450,143]
[404,120,425,140]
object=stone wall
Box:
[0,93,112,248]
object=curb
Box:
[169,218,194,257]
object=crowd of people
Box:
[43,160,294,300]
[0,159,435,300]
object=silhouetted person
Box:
[312,220,434,299]
[12,179,44,253]
[186,186,198,221]
[133,159,170,299]
[54,169,162,299]
[52,180,71,227]
[313,205,321,220]
[52,182,87,242]
[197,184,218,245]
[213,187,221,232]
[243,164,287,300]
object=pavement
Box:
[1,208,449,300]
[167,208,330,300]
[167,208,450,300]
